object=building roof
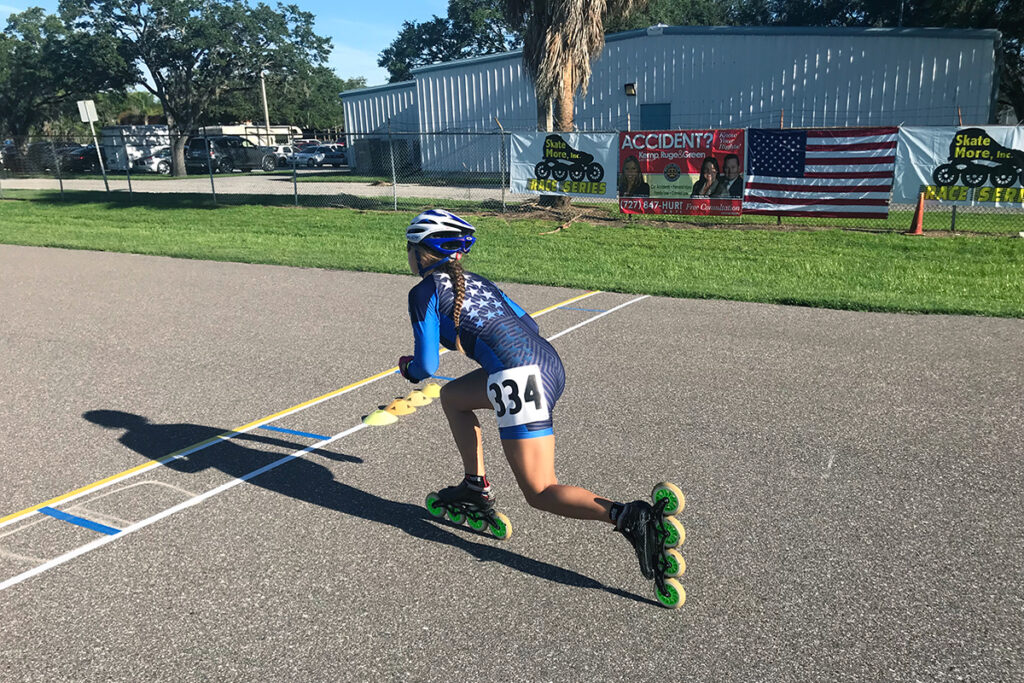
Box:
[406,24,1001,76]
[339,80,415,100]
[339,24,1002,99]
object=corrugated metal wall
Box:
[415,56,532,173]
[587,28,996,130]
[341,81,418,173]
[342,27,998,172]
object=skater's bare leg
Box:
[439,369,491,476]
[502,435,614,523]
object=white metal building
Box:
[100,125,170,171]
[341,25,1000,173]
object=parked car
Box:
[2,142,59,173]
[134,146,171,175]
[185,135,276,173]
[317,144,347,167]
[59,144,103,173]
[268,144,296,167]
[2,141,95,173]
[293,146,326,167]
[0,145,18,171]
[292,138,321,150]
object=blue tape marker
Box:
[558,306,608,313]
[259,425,331,441]
[39,507,120,535]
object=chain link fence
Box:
[2,131,1021,235]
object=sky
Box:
[2,0,450,87]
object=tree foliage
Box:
[503,0,646,132]
[60,0,332,174]
[604,0,730,33]
[379,0,522,83]
[0,8,133,138]
[202,68,366,129]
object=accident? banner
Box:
[617,129,745,216]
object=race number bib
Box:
[486,365,549,428]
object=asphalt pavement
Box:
[1,245,1022,681]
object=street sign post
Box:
[77,99,109,192]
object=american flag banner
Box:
[743,127,898,219]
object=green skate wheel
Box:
[488,511,512,541]
[447,508,466,524]
[655,578,686,609]
[662,548,686,578]
[466,514,487,531]
[652,482,685,516]
[425,493,445,519]
[659,516,685,549]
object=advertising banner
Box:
[894,126,1024,205]
[617,129,745,215]
[510,133,618,198]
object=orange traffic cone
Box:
[908,192,924,235]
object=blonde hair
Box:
[413,246,467,353]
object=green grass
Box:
[590,203,1024,236]
[1,191,1021,317]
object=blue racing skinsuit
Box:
[406,270,565,439]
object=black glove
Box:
[398,355,415,382]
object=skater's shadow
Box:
[84,410,651,606]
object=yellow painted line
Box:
[0,290,603,526]
[531,290,601,317]
[0,366,399,526]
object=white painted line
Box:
[0,423,368,592]
[547,295,649,341]
[0,290,602,531]
[0,292,649,592]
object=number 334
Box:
[489,375,542,417]
[485,365,549,427]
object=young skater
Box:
[397,209,685,607]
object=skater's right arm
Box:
[406,279,440,381]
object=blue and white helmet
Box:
[406,209,476,256]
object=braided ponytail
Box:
[443,255,467,353]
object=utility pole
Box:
[260,71,272,146]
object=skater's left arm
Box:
[404,282,441,381]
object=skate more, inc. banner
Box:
[510,133,617,198]
[895,126,1024,205]
[617,129,745,216]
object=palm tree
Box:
[504,0,645,132]
[118,90,164,125]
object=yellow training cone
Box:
[363,409,398,426]
[385,398,416,416]
[422,382,442,399]
[405,390,432,407]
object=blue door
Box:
[640,103,671,130]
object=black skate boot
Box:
[425,480,512,541]
[437,479,495,511]
[615,488,687,609]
